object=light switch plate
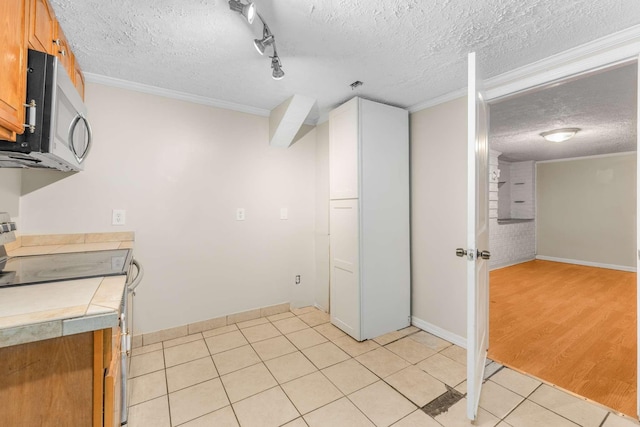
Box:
[236,208,245,221]
[280,208,288,220]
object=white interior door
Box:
[466,51,490,421]
[636,54,640,421]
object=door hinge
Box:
[23,100,36,133]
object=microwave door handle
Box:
[68,113,93,163]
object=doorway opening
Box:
[486,61,638,416]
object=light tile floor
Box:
[127,307,640,427]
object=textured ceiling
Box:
[49,0,640,123]
[490,63,638,162]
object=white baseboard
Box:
[536,255,636,272]
[313,302,328,313]
[490,257,536,271]
[411,316,467,349]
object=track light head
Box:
[271,56,285,80]
[228,0,256,24]
[254,34,275,55]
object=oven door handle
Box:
[128,258,144,293]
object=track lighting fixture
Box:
[254,33,275,56]
[253,34,276,55]
[271,56,285,80]
[228,1,285,80]
[228,0,256,24]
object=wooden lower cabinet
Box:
[103,326,122,427]
[0,328,122,427]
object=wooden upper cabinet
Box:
[0,0,28,142]
[28,0,56,54]
[0,0,84,143]
[74,57,85,99]
[53,20,74,80]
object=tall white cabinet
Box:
[329,97,410,341]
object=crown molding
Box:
[408,88,467,114]
[408,24,640,113]
[484,24,640,101]
[535,150,636,164]
[84,72,271,117]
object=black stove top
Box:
[0,249,133,288]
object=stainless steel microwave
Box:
[0,49,92,171]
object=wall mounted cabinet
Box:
[0,0,85,142]
[0,0,28,142]
[53,20,74,79]
[329,97,410,341]
[28,0,56,54]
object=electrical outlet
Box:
[295,275,301,285]
[112,209,126,226]
[236,208,245,221]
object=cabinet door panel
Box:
[0,0,28,141]
[329,97,359,199]
[53,21,74,80]
[329,199,360,340]
[29,0,56,54]
[0,332,94,425]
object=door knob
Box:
[455,248,467,257]
[478,250,491,260]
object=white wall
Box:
[314,121,330,311]
[537,153,637,269]
[410,97,468,343]
[0,169,22,220]
[19,83,319,334]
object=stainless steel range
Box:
[0,213,144,426]
[0,249,134,288]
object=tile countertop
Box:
[0,232,135,348]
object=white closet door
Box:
[329,199,361,340]
[329,98,359,200]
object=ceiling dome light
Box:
[254,34,275,55]
[228,0,256,24]
[271,57,285,80]
[540,128,581,142]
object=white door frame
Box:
[481,27,640,418]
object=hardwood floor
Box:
[488,260,636,417]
